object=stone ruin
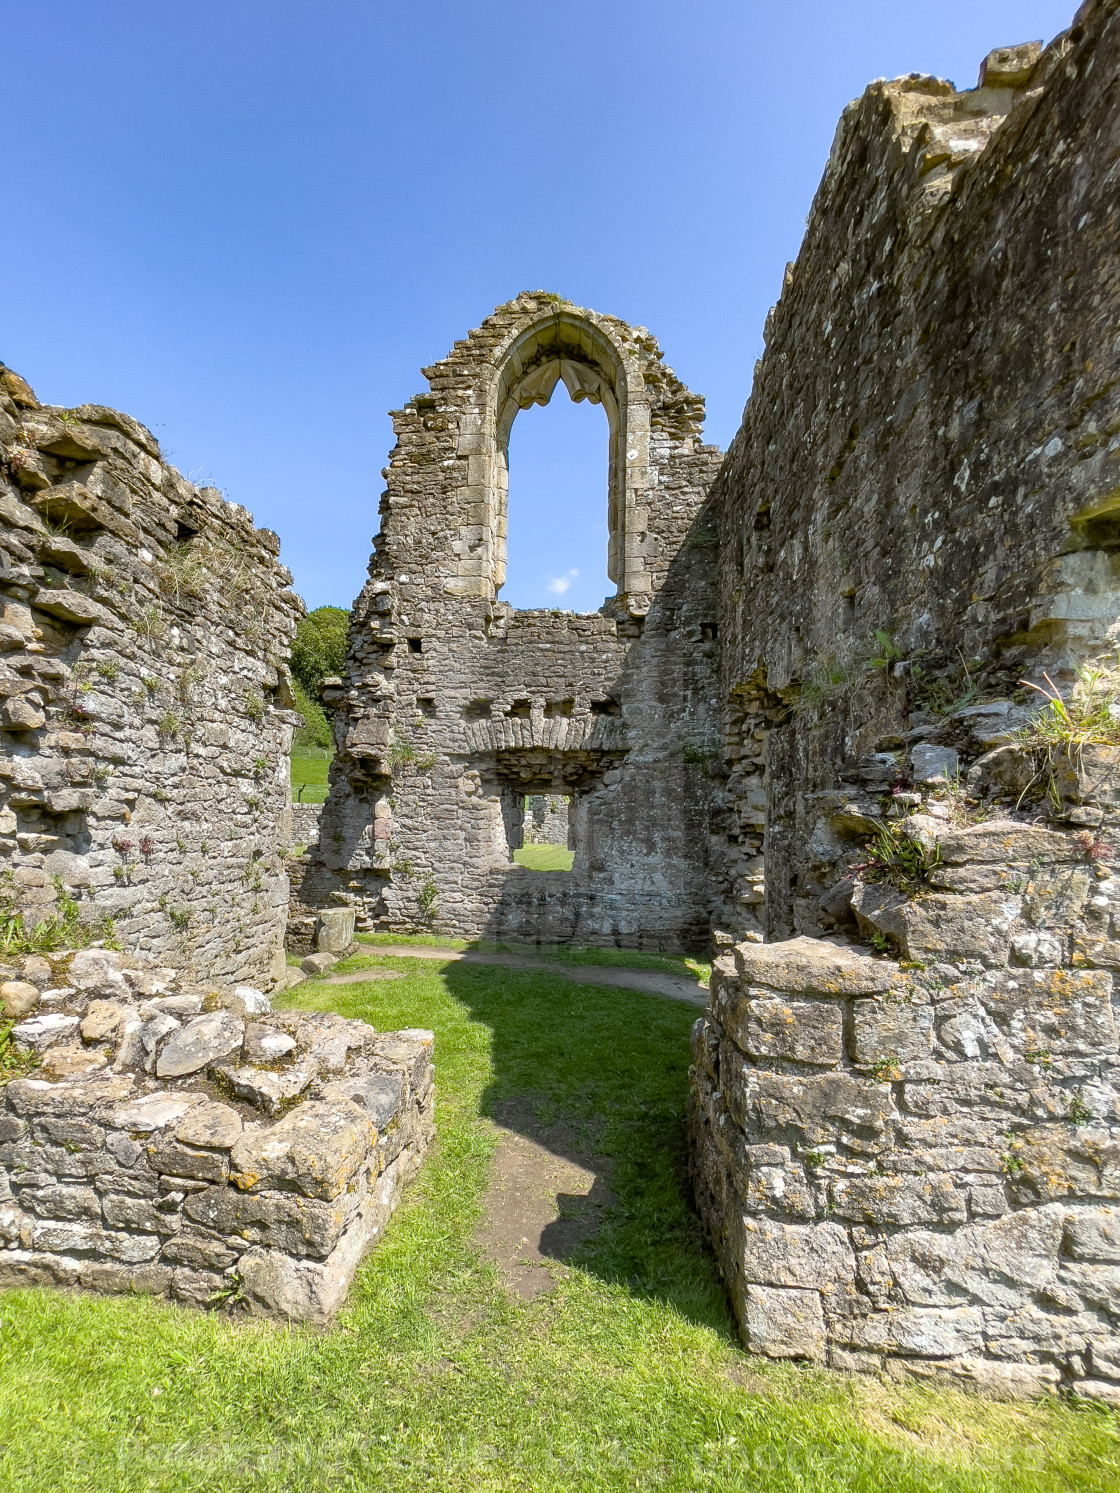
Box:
[0,367,434,1321]
[2,0,1120,1390]
[0,946,432,1324]
[522,794,569,848]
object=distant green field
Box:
[513,843,573,871]
[291,750,330,803]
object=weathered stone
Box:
[911,744,959,785]
[242,1023,296,1062]
[315,908,355,954]
[300,952,338,977]
[729,937,896,996]
[174,1102,242,1151]
[1064,1206,1120,1263]
[735,1218,855,1290]
[225,986,272,1019]
[146,1142,230,1183]
[182,1182,357,1259]
[739,997,844,1066]
[829,1174,967,1226]
[837,1307,984,1357]
[26,1218,161,1263]
[80,1000,126,1042]
[851,997,933,1067]
[937,822,1076,867]
[109,1092,203,1133]
[11,1013,79,1049]
[320,1073,403,1128]
[742,1285,826,1361]
[154,1011,244,1078]
[229,1100,373,1200]
[39,1045,107,1080]
[978,968,1117,1057]
[1,980,39,1018]
[217,1064,315,1116]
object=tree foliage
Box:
[291,605,348,697]
[290,606,348,753]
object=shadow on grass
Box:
[439,957,737,1340]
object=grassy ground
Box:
[1,953,1117,1491]
[355,931,710,983]
[290,750,331,804]
[513,843,575,872]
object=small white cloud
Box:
[546,568,579,595]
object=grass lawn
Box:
[1,954,1118,1491]
[513,843,574,871]
[290,750,330,804]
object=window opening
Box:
[512,793,573,873]
[502,391,611,613]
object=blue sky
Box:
[3,1,1074,615]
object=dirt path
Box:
[321,945,708,1008]
[474,1099,616,1300]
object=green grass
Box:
[2,957,1117,1491]
[353,933,709,984]
[291,750,330,804]
[513,842,575,872]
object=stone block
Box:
[155,1012,244,1077]
[978,967,1117,1056]
[316,907,356,954]
[736,1217,855,1290]
[80,1000,126,1041]
[732,1069,894,1147]
[1063,1205,1120,1262]
[301,952,338,978]
[174,1102,242,1151]
[146,1141,230,1183]
[1,980,39,1018]
[11,1013,80,1049]
[8,1074,134,1117]
[19,1183,101,1222]
[218,1064,315,1117]
[838,1306,984,1357]
[101,1192,181,1234]
[320,1073,403,1128]
[27,1218,161,1263]
[742,1285,826,1361]
[732,996,843,1066]
[729,936,896,996]
[229,1100,373,1200]
[829,1173,967,1226]
[182,1182,358,1259]
[937,821,1075,866]
[110,1092,203,1133]
[850,996,934,1066]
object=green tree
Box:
[290,605,348,755]
[290,605,348,696]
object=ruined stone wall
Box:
[0,368,301,986]
[300,294,724,951]
[522,794,569,847]
[710,4,1120,940]
[691,3,1120,1398]
[0,945,432,1324]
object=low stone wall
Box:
[291,802,323,847]
[0,946,433,1324]
[690,810,1120,1401]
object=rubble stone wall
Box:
[299,294,724,951]
[709,3,1120,942]
[0,947,433,1324]
[522,794,569,847]
[0,366,302,986]
[691,3,1120,1399]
